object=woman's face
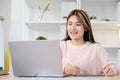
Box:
[67,15,85,41]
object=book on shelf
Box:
[0,67,9,75]
[0,70,9,75]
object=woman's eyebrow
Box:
[68,21,80,23]
[76,22,81,24]
[68,21,72,23]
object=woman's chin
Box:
[70,37,78,40]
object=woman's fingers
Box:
[103,67,109,75]
[103,66,114,76]
[71,65,80,75]
[65,64,80,75]
[107,68,114,76]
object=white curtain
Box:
[0,20,4,70]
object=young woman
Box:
[60,9,119,76]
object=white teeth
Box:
[70,32,78,34]
[70,32,78,36]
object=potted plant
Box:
[90,15,96,22]
[101,18,110,21]
[36,36,47,40]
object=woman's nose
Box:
[71,24,76,29]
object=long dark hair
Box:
[63,9,96,43]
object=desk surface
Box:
[0,74,120,80]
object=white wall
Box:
[9,0,25,41]
[0,0,11,62]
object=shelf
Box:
[82,0,119,5]
[25,21,65,29]
[91,21,120,29]
[25,21,120,30]
[25,21,66,24]
[25,0,62,21]
[25,0,56,9]
[102,44,120,48]
[61,1,76,21]
[25,21,120,24]
[23,0,120,45]
[62,0,76,2]
[81,0,120,22]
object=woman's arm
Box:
[97,43,119,76]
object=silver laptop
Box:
[9,40,64,77]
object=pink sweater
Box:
[60,40,119,75]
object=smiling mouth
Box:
[70,32,78,36]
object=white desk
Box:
[0,74,120,80]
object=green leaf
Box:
[36,36,47,40]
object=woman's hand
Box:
[103,66,114,77]
[64,64,80,75]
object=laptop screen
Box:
[9,40,64,77]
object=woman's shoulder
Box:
[60,40,69,53]
[60,40,65,43]
[87,42,103,49]
[60,40,65,45]
[60,40,69,45]
[92,42,101,46]
[87,42,106,55]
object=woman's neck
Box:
[70,39,85,45]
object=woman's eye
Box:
[76,24,81,26]
[68,23,72,25]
